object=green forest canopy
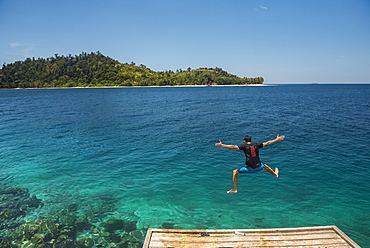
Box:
[0,51,264,88]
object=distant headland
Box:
[0,51,263,89]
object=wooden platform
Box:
[143,225,360,248]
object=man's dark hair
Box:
[244,135,252,143]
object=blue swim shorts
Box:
[238,163,265,173]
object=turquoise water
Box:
[1,85,369,246]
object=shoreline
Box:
[2,84,270,90]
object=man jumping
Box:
[215,135,285,193]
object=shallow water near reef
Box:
[1,84,369,246]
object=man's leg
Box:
[227,169,239,193]
[264,164,279,178]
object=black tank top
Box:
[238,143,263,169]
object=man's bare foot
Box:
[227,189,238,193]
[275,168,279,178]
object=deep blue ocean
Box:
[1,84,369,247]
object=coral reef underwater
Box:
[0,186,144,247]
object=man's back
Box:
[238,143,263,169]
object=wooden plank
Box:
[332,226,362,248]
[149,236,348,246]
[143,225,361,248]
[144,228,154,247]
[148,238,347,245]
[148,241,350,248]
[151,230,338,239]
[150,235,342,242]
[148,238,348,245]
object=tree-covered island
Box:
[0,51,264,88]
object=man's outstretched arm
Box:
[215,140,240,150]
[263,135,285,147]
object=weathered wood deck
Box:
[143,225,360,248]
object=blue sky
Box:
[1,0,369,83]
